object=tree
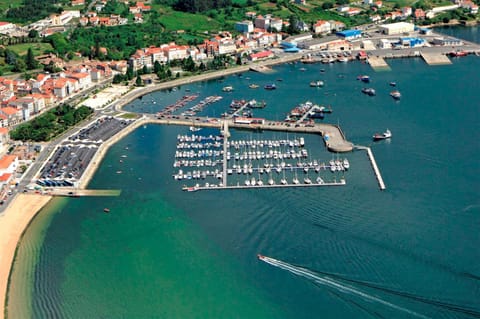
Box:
[135,75,143,86]
[25,47,37,70]
[28,29,39,39]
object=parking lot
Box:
[37,117,133,187]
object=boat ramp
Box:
[420,52,452,65]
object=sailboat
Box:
[280,169,287,185]
[293,170,299,184]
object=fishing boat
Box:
[247,99,266,108]
[448,50,468,57]
[248,83,259,89]
[343,158,350,170]
[390,90,401,100]
[389,82,397,87]
[264,83,276,90]
[361,88,376,96]
[103,208,110,213]
[222,86,234,92]
[357,75,370,83]
[309,80,324,87]
[373,129,392,141]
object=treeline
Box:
[5,0,66,23]
[10,104,93,142]
[173,0,232,13]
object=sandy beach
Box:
[0,194,52,319]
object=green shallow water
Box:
[7,26,480,319]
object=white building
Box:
[378,22,415,35]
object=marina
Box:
[173,122,349,191]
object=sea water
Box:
[7,27,480,319]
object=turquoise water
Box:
[9,27,480,318]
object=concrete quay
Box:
[420,52,452,65]
[367,56,390,70]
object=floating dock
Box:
[184,179,346,192]
[421,52,452,65]
[356,145,385,190]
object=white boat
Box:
[245,179,251,186]
[316,177,324,184]
[343,159,350,170]
[189,126,202,132]
[373,129,392,141]
[222,86,234,92]
[304,177,312,184]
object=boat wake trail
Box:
[258,254,430,319]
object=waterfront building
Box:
[248,51,274,62]
[336,29,362,40]
[378,22,415,35]
[432,37,464,46]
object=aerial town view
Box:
[0,0,479,318]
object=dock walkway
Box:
[355,145,386,190]
[367,56,391,70]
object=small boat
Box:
[264,83,276,90]
[104,208,110,213]
[390,90,401,100]
[357,75,370,83]
[361,88,376,96]
[189,126,202,132]
[222,86,234,92]
[343,158,350,170]
[248,83,259,89]
[373,129,392,141]
[448,50,468,57]
[309,80,324,87]
[389,82,397,87]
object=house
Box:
[0,127,9,144]
[245,11,257,19]
[346,8,362,16]
[374,1,383,8]
[329,20,346,32]
[414,9,426,19]
[370,14,382,23]
[254,15,270,29]
[313,20,331,35]
[0,107,22,126]
[71,0,85,5]
[0,22,15,33]
[402,7,412,17]
[248,50,274,62]
[0,154,18,175]
[67,72,91,90]
[269,18,283,32]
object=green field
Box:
[6,43,54,56]
[158,7,224,32]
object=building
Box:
[431,37,464,46]
[378,22,415,35]
[313,20,331,35]
[235,21,254,34]
[0,155,17,178]
[399,37,426,48]
[336,29,362,40]
[248,50,274,62]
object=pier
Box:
[420,52,452,65]
[355,145,386,190]
[151,116,354,153]
[184,179,346,192]
[46,188,122,197]
[367,56,391,70]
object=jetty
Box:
[420,52,452,65]
[46,188,122,197]
[367,56,391,70]
[355,145,386,190]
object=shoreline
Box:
[0,194,52,319]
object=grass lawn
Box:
[6,43,54,56]
[158,7,224,32]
